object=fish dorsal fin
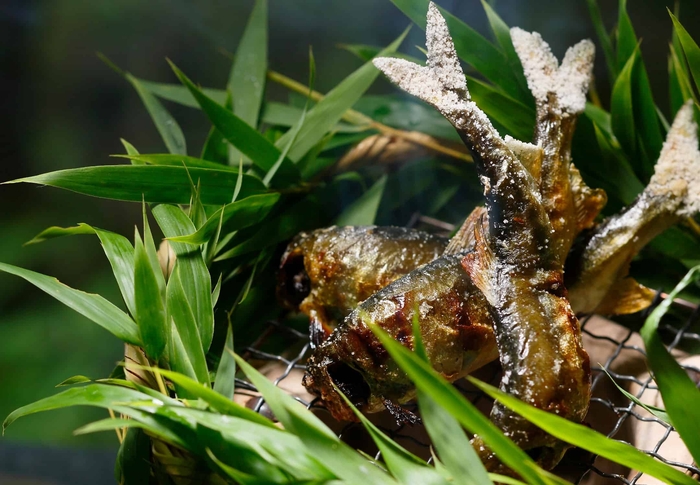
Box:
[444,206,488,255]
[505,136,543,185]
[594,277,655,315]
[569,165,607,232]
[460,217,496,305]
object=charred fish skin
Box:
[302,253,496,423]
[278,226,448,344]
[375,3,592,471]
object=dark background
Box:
[1,1,698,483]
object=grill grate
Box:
[234,229,700,485]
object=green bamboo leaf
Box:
[166,267,209,388]
[26,224,138,316]
[336,386,448,485]
[137,79,226,107]
[353,94,458,141]
[340,43,424,65]
[134,230,168,361]
[213,324,236,401]
[56,375,92,387]
[3,384,189,448]
[602,369,671,424]
[336,175,387,226]
[0,262,140,345]
[584,103,613,136]
[610,50,639,162]
[670,11,700,97]
[469,377,698,485]
[4,165,266,205]
[368,325,551,485]
[113,153,236,171]
[229,0,267,130]
[616,0,637,72]
[467,76,535,141]
[114,427,151,485]
[640,267,700,464]
[274,29,409,162]
[201,126,229,165]
[121,138,140,157]
[169,193,280,246]
[390,0,528,101]
[589,123,644,205]
[169,61,299,187]
[669,48,696,115]
[189,412,331,481]
[127,73,187,155]
[407,311,492,485]
[215,193,326,261]
[480,1,529,98]
[234,355,396,485]
[206,449,285,485]
[632,59,664,177]
[586,0,617,80]
[152,204,214,352]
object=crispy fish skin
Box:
[302,253,496,422]
[278,226,447,342]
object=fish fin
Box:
[444,206,487,255]
[461,218,496,304]
[569,165,607,232]
[308,309,333,349]
[594,277,655,315]
[505,136,543,185]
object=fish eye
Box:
[327,362,371,407]
[278,253,310,307]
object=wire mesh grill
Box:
[233,214,700,483]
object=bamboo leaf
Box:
[602,369,671,424]
[166,267,209,388]
[134,230,168,361]
[152,204,214,352]
[616,0,637,72]
[169,61,300,187]
[127,73,187,155]
[0,262,140,345]
[274,29,409,162]
[4,165,266,205]
[408,311,492,485]
[390,0,529,101]
[215,193,326,261]
[169,193,280,246]
[368,324,552,485]
[586,0,617,80]
[336,386,448,485]
[640,267,700,464]
[213,323,236,401]
[114,153,236,171]
[336,175,387,226]
[229,0,267,130]
[114,427,152,485]
[610,50,639,165]
[469,377,698,485]
[467,76,535,141]
[201,126,229,165]
[3,384,190,449]
[670,11,700,97]
[234,355,396,485]
[632,58,664,178]
[480,1,529,98]
[137,79,226,107]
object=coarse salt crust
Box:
[648,100,700,216]
[510,27,594,115]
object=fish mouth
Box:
[277,250,311,309]
[303,359,372,421]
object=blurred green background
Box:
[1,0,699,483]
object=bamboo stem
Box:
[266,69,473,163]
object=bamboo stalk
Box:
[267,69,473,163]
